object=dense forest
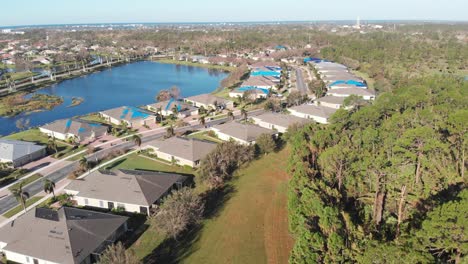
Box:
[287,74,467,263]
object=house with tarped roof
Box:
[146,98,198,118]
[39,119,108,142]
[100,106,156,128]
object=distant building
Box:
[241,75,278,90]
[184,94,234,110]
[210,122,276,145]
[288,104,338,124]
[144,137,217,167]
[39,119,108,142]
[0,207,128,264]
[65,169,187,215]
[315,95,346,109]
[100,106,156,128]
[326,88,376,100]
[0,139,46,167]
[229,87,269,100]
[250,112,311,133]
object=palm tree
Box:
[11,181,29,213]
[79,157,89,171]
[227,110,234,120]
[132,134,142,150]
[43,179,56,198]
[199,116,206,128]
[166,125,175,138]
[47,137,58,154]
[241,108,248,121]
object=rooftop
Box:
[327,88,376,97]
[146,137,217,162]
[289,104,338,118]
[185,93,233,106]
[41,119,107,139]
[65,169,186,206]
[242,75,276,87]
[316,95,346,104]
[212,122,275,142]
[101,106,154,122]
[0,207,127,264]
[0,139,45,161]
[251,112,311,128]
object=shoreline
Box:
[155,59,235,72]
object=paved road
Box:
[295,68,308,95]
[0,109,264,214]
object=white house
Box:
[229,87,269,100]
[327,88,376,100]
[39,119,108,142]
[143,137,217,167]
[210,122,276,145]
[0,139,46,167]
[315,95,346,109]
[184,94,234,110]
[65,169,186,215]
[250,112,311,133]
[0,207,128,264]
[147,99,198,118]
[288,104,338,124]
[100,106,156,128]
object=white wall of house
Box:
[65,192,149,214]
[288,109,329,124]
[318,101,342,109]
[2,250,60,264]
[39,127,68,141]
[211,129,251,145]
[251,118,286,133]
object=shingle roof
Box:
[0,207,127,264]
[289,104,338,118]
[147,99,194,112]
[65,169,186,206]
[212,122,275,142]
[146,137,217,162]
[251,112,311,128]
[0,139,45,161]
[242,76,276,87]
[100,106,154,122]
[40,119,108,139]
[185,94,232,106]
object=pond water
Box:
[0,61,228,136]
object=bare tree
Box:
[98,242,141,264]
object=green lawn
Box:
[8,173,42,191]
[130,147,294,263]
[105,153,194,175]
[3,196,43,218]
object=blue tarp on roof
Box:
[65,119,72,128]
[251,71,281,77]
[237,86,269,94]
[329,80,367,88]
[120,106,150,120]
[78,127,86,133]
[304,57,322,63]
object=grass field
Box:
[187,132,223,143]
[2,196,43,218]
[176,147,293,264]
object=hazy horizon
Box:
[1,0,467,27]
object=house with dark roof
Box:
[210,122,276,145]
[288,104,338,124]
[39,119,108,143]
[144,137,217,167]
[0,139,46,167]
[0,207,128,264]
[146,98,198,118]
[251,112,311,133]
[100,106,156,128]
[65,169,187,215]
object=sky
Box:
[1,0,467,26]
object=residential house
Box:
[0,139,46,167]
[100,106,156,128]
[39,119,108,142]
[250,112,311,133]
[315,95,346,109]
[210,122,275,145]
[147,99,198,118]
[328,80,367,89]
[327,88,376,100]
[65,169,187,215]
[143,137,217,167]
[288,104,338,124]
[0,207,128,264]
[241,75,278,90]
[184,94,234,110]
[229,87,269,100]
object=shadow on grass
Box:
[142,185,236,264]
[104,158,127,170]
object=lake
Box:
[0,61,228,136]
